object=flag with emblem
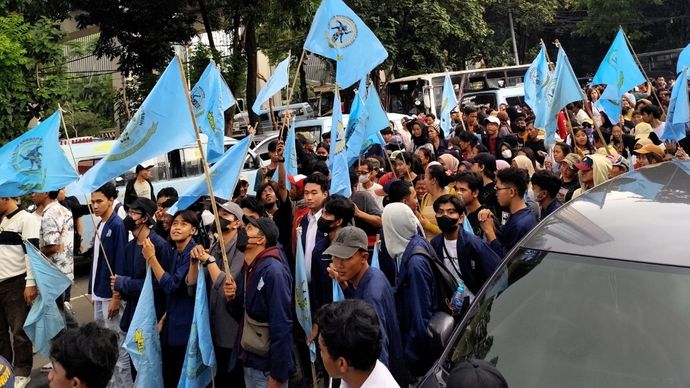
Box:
[0,111,78,197]
[252,56,290,115]
[439,73,457,137]
[295,228,317,362]
[544,46,585,146]
[168,134,253,214]
[592,28,645,122]
[328,92,352,197]
[661,67,689,142]
[71,57,197,196]
[124,266,163,388]
[524,42,553,131]
[191,62,237,163]
[22,241,71,356]
[178,263,216,388]
[303,0,388,88]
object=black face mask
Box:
[316,154,328,161]
[123,215,139,232]
[236,228,249,252]
[317,218,336,234]
[211,217,232,233]
[436,216,459,233]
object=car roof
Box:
[520,160,690,267]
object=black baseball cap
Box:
[127,198,157,219]
[242,216,279,247]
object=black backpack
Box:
[411,245,459,315]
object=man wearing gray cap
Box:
[226,216,293,387]
[186,200,246,386]
[325,226,406,386]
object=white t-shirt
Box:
[134,179,152,199]
[442,238,461,282]
[90,221,108,301]
[341,360,399,388]
[357,182,384,209]
[304,209,322,283]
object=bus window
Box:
[168,150,184,179]
[77,159,99,175]
[386,80,426,115]
[181,147,203,177]
[506,96,525,109]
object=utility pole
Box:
[508,10,520,65]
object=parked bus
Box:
[385,65,530,117]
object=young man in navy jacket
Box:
[226,216,293,387]
[88,182,130,387]
[430,195,501,296]
[479,167,539,258]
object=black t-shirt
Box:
[466,205,487,238]
[524,139,547,164]
[479,181,500,216]
[270,195,294,264]
[558,179,580,203]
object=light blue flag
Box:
[525,42,554,131]
[124,267,163,388]
[0,111,78,197]
[304,0,388,88]
[591,29,645,122]
[178,263,216,388]
[252,56,290,115]
[295,228,317,363]
[72,57,197,196]
[328,92,352,197]
[168,134,253,214]
[678,44,690,74]
[344,78,367,143]
[22,241,71,357]
[345,84,388,166]
[332,280,345,302]
[192,62,237,164]
[595,84,623,124]
[544,47,585,146]
[661,68,689,142]
[370,241,380,270]
[439,73,457,137]
[271,119,299,190]
[462,215,474,234]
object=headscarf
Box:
[496,159,511,170]
[382,203,422,259]
[409,120,430,148]
[512,154,535,178]
[438,153,460,174]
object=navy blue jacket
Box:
[89,213,127,299]
[489,207,538,258]
[309,237,333,312]
[541,199,562,219]
[160,239,195,346]
[231,247,294,383]
[345,267,406,385]
[430,229,501,295]
[395,235,436,377]
[115,230,172,332]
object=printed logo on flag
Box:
[134,329,145,353]
[191,87,207,118]
[608,50,618,66]
[334,121,347,154]
[0,355,14,388]
[328,16,357,49]
[12,137,46,190]
[107,110,158,162]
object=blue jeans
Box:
[244,367,288,388]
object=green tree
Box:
[0,14,67,143]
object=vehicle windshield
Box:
[387,79,428,115]
[447,249,690,387]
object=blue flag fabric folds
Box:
[332,280,345,302]
[370,241,380,270]
[661,68,689,142]
[463,216,474,234]
[124,267,164,388]
[23,241,71,357]
[178,263,216,388]
[304,0,388,88]
[252,56,290,115]
[72,57,197,196]
[524,42,553,131]
[439,73,457,137]
[0,111,78,197]
[192,62,237,163]
[345,83,387,166]
[544,47,585,146]
[168,134,253,214]
[328,92,352,197]
[678,44,690,75]
[591,29,645,122]
[295,228,317,363]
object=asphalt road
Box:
[28,264,94,388]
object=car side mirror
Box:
[427,311,455,357]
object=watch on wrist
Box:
[202,256,217,267]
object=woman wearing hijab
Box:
[409,120,431,150]
[511,154,535,178]
[438,154,459,176]
[382,203,436,380]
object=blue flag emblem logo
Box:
[329,16,357,51]
[107,110,158,162]
[12,138,45,189]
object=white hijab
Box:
[382,203,423,259]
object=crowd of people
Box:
[0,71,688,388]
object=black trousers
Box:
[0,275,32,376]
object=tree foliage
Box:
[0,14,66,143]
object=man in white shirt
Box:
[355,159,384,209]
[314,300,399,388]
[297,173,329,283]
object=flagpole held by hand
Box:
[175,54,233,283]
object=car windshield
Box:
[446,249,690,388]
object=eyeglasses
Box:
[127,210,143,217]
